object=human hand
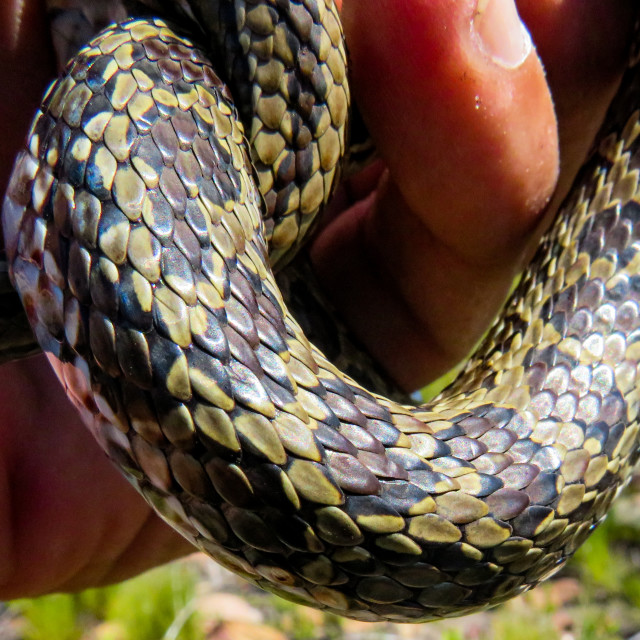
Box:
[0,0,635,600]
[0,0,193,601]
[313,0,636,390]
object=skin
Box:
[0,0,635,600]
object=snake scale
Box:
[2,0,640,623]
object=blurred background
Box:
[4,423,640,640]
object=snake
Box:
[2,0,640,624]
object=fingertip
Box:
[473,0,533,70]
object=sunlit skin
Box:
[0,0,635,600]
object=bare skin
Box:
[0,0,635,600]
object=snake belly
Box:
[3,1,640,624]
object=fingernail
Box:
[473,0,532,69]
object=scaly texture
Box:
[3,7,640,624]
[185,0,350,266]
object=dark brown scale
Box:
[192,306,229,358]
[319,371,357,403]
[254,312,287,353]
[159,166,188,215]
[325,451,381,495]
[256,289,284,329]
[88,308,117,369]
[524,472,559,505]
[61,130,90,187]
[71,191,101,247]
[191,135,217,173]
[183,198,211,246]
[358,451,408,481]
[478,427,518,453]
[89,257,121,316]
[408,470,459,494]
[181,59,204,83]
[169,449,215,498]
[175,151,202,198]
[510,506,555,539]
[386,448,432,471]
[85,150,115,199]
[172,110,199,149]
[142,36,169,61]
[158,56,183,83]
[151,117,180,163]
[272,514,325,553]
[141,189,173,243]
[104,72,137,110]
[227,507,288,552]
[224,324,261,374]
[148,392,191,446]
[292,554,346,586]
[116,326,153,386]
[85,56,118,90]
[434,424,464,441]
[147,332,189,395]
[474,452,512,474]
[467,474,504,498]
[119,266,153,328]
[173,217,201,267]
[314,508,362,547]
[228,359,274,411]
[132,135,165,181]
[378,482,432,515]
[324,391,367,427]
[254,343,294,390]
[62,85,93,129]
[224,297,257,346]
[420,583,472,609]
[189,342,232,387]
[244,463,299,509]
[496,463,540,491]
[43,118,71,169]
[130,100,160,135]
[261,376,298,412]
[337,422,383,454]
[447,436,488,461]
[160,244,196,301]
[313,422,358,456]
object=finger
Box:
[518,0,637,208]
[0,0,56,195]
[344,0,558,257]
[314,0,558,390]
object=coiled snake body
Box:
[3,0,640,623]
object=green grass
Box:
[8,562,201,640]
[6,454,640,640]
[574,502,640,604]
[5,521,640,640]
[9,593,84,640]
